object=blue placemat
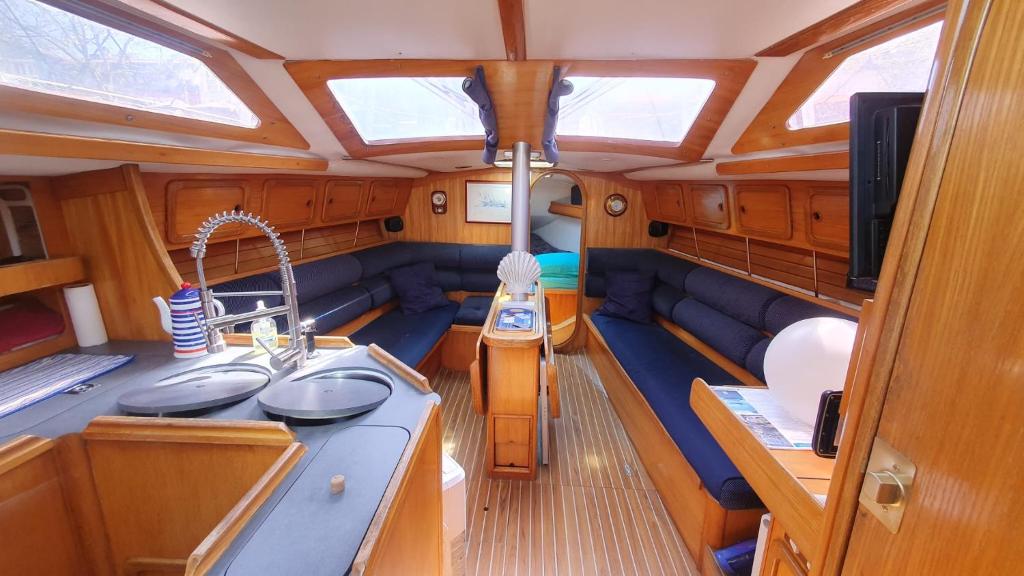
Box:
[0,353,134,418]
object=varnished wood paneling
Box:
[497,0,527,61]
[261,179,317,228]
[0,257,85,298]
[690,184,730,230]
[435,350,698,576]
[165,180,250,244]
[735,184,792,240]
[734,1,946,154]
[806,186,850,250]
[0,129,325,171]
[756,0,917,56]
[715,152,848,176]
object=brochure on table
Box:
[713,386,814,450]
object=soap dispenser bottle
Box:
[250,300,278,354]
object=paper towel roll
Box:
[63,283,108,347]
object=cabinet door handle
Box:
[306,200,313,207]
[233,204,242,212]
[717,202,724,211]
[328,198,334,204]
[739,205,747,214]
[813,211,822,221]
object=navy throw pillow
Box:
[596,271,655,323]
[388,262,449,315]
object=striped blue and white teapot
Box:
[152,283,224,359]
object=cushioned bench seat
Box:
[589,312,761,509]
[452,295,493,326]
[349,301,460,367]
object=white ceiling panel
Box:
[164,0,507,60]
[525,0,858,59]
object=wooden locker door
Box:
[322,180,364,223]
[364,180,400,217]
[840,2,1024,574]
[261,179,316,228]
[166,180,248,244]
[735,184,792,239]
[689,184,730,229]
[806,187,849,250]
[654,183,687,223]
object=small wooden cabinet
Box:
[736,184,792,239]
[654,183,687,223]
[364,180,403,217]
[690,184,730,230]
[322,180,365,223]
[261,179,317,228]
[166,179,249,244]
[807,187,849,250]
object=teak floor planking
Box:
[435,350,696,576]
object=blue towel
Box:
[0,353,134,418]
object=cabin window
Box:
[327,77,484,143]
[556,77,716,143]
[0,0,259,128]
[787,21,942,130]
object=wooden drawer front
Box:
[807,187,849,250]
[166,180,248,244]
[736,184,792,239]
[364,180,400,217]
[322,180,364,223]
[493,415,532,469]
[262,180,316,228]
[654,183,687,222]
[690,184,730,229]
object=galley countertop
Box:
[0,340,440,576]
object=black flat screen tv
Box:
[848,92,924,291]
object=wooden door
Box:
[654,183,687,222]
[735,184,792,239]
[322,180,364,223]
[806,187,848,250]
[261,179,316,228]
[841,2,1024,573]
[689,184,729,229]
[364,180,401,217]
[165,180,248,244]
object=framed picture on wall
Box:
[465,181,513,223]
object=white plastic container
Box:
[751,513,772,576]
[441,453,466,575]
[250,301,278,354]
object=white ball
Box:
[763,317,859,426]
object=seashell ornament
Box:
[497,251,541,300]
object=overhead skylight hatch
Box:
[327,77,484,143]
[0,0,259,128]
[787,21,943,130]
[556,76,716,143]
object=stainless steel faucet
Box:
[190,211,312,370]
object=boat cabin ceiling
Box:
[4,1,1023,575]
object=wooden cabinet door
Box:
[806,187,849,250]
[736,184,792,239]
[690,184,730,229]
[322,180,364,223]
[654,183,687,222]
[261,179,316,228]
[364,180,401,217]
[166,180,248,244]
[761,539,808,576]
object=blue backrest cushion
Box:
[764,296,856,335]
[355,242,415,279]
[585,248,662,297]
[652,282,686,319]
[459,244,509,291]
[655,252,699,291]
[596,270,656,324]
[684,267,783,330]
[292,253,362,304]
[215,272,282,317]
[672,298,767,366]
[412,242,461,268]
[745,337,771,381]
[388,262,450,315]
[357,275,394,308]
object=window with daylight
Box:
[327,77,484,143]
[0,0,259,128]
[556,76,717,143]
[787,21,942,130]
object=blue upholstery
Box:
[684,267,782,330]
[293,254,362,304]
[764,296,855,335]
[651,283,686,320]
[745,338,771,381]
[597,271,655,324]
[354,243,414,278]
[356,276,394,308]
[656,253,699,291]
[584,248,662,297]
[412,242,461,268]
[216,273,282,317]
[590,313,761,509]
[297,287,371,333]
[454,296,492,326]
[459,244,508,292]
[672,298,768,367]
[350,301,460,367]
[388,262,450,315]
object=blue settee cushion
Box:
[597,270,655,324]
[297,286,371,334]
[389,262,449,315]
[590,313,761,509]
[293,254,362,304]
[356,275,394,308]
[672,298,768,367]
[216,273,282,317]
[764,296,855,335]
[454,295,492,326]
[354,243,414,279]
[684,267,782,330]
[350,301,460,367]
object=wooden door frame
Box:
[814,0,991,573]
[529,169,588,351]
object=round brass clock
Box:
[604,193,628,217]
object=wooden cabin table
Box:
[690,380,835,562]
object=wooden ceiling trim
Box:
[0,129,328,171]
[497,0,527,61]
[756,0,917,57]
[107,0,285,59]
[8,0,307,149]
[733,1,946,154]
[716,152,849,175]
[556,60,757,162]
